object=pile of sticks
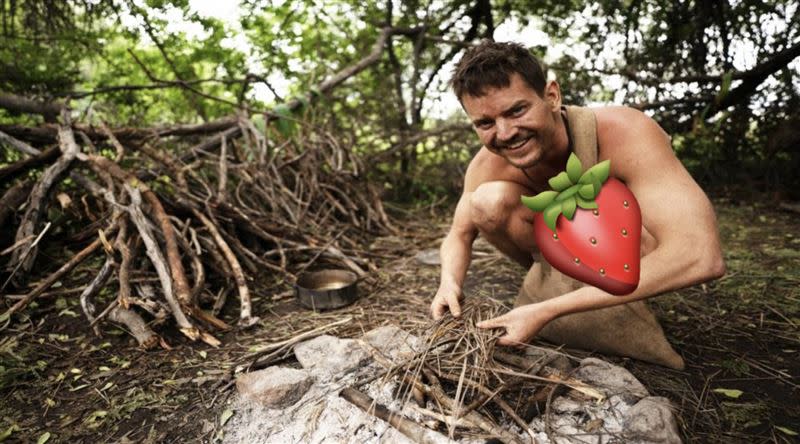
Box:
[0,106,394,347]
[345,300,604,444]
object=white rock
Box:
[294,335,371,378]
[623,396,682,444]
[235,366,313,409]
[573,358,649,399]
[360,325,420,363]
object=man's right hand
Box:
[430,284,464,320]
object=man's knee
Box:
[469,181,520,232]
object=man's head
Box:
[451,41,566,170]
[450,40,547,102]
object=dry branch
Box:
[341,387,451,444]
[9,113,80,278]
[108,305,160,349]
[0,92,62,121]
[191,208,256,327]
[123,184,200,342]
[0,129,41,156]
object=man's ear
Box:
[544,80,562,112]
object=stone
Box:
[235,366,313,409]
[623,396,682,444]
[573,358,649,400]
[360,325,420,363]
[294,334,371,377]
[414,249,440,265]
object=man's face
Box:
[461,73,561,169]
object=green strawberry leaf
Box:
[581,160,611,184]
[576,195,598,209]
[591,179,603,199]
[566,153,583,183]
[562,196,577,219]
[521,191,558,212]
[578,170,595,185]
[555,184,581,202]
[578,183,595,199]
[543,202,562,232]
[548,171,573,191]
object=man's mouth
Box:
[498,136,531,151]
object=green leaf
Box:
[548,171,573,191]
[555,184,581,202]
[36,432,51,444]
[576,195,598,209]
[562,197,577,219]
[578,183,595,199]
[272,103,295,137]
[0,424,19,441]
[776,426,798,436]
[521,191,558,212]
[566,153,583,183]
[713,388,743,399]
[220,408,235,427]
[716,72,733,104]
[543,202,562,232]
[580,160,611,184]
[578,171,595,185]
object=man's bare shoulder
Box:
[464,148,528,191]
[591,105,680,183]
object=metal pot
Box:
[294,269,359,311]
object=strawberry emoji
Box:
[521,154,641,295]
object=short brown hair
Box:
[450,40,547,101]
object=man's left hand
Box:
[476,303,556,346]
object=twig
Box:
[79,257,115,336]
[340,387,451,444]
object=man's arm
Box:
[431,191,479,319]
[478,108,725,344]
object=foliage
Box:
[1,0,798,197]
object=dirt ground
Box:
[1,196,798,443]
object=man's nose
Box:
[496,119,516,142]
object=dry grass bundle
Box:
[356,298,598,444]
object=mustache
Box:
[491,130,535,150]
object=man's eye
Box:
[511,106,525,115]
[475,121,493,129]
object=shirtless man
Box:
[430,41,725,348]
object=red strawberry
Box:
[522,155,641,295]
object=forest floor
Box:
[1,195,798,443]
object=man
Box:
[430,41,725,362]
